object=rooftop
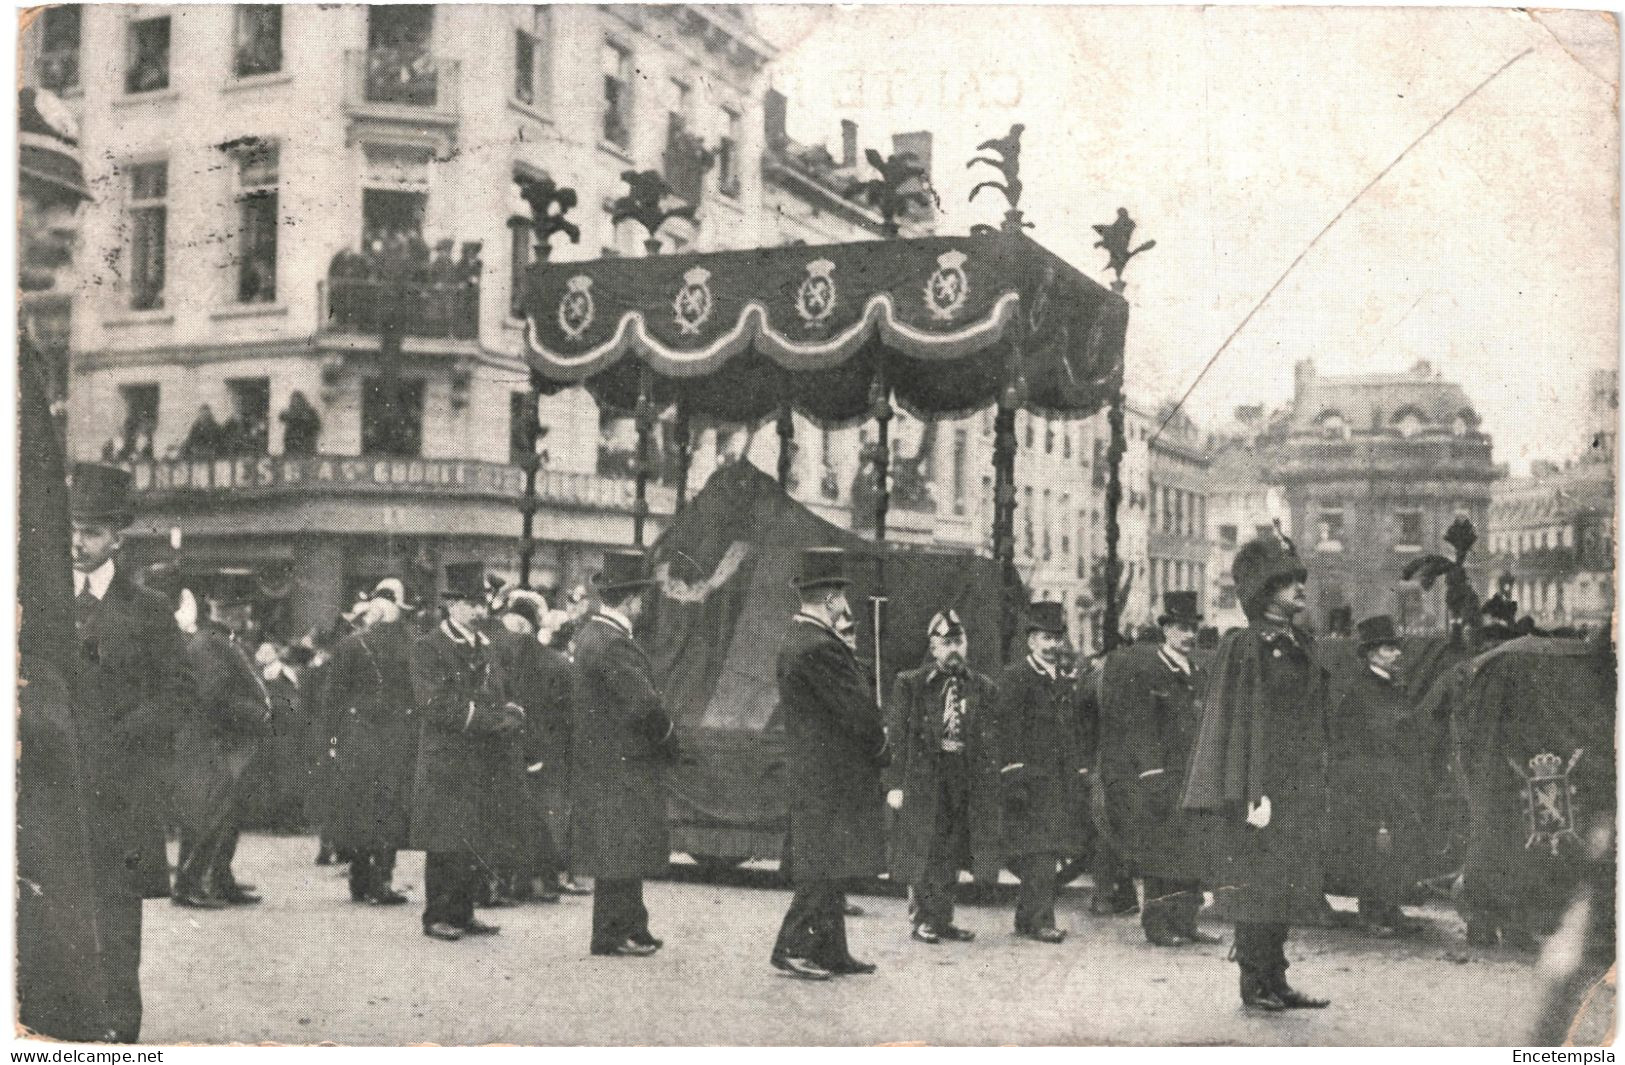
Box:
[1286,358,1482,438]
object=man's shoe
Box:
[912,924,941,944]
[827,957,878,975]
[1240,972,1287,1012]
[594,939,658,957]
[630,932,664,950]
[172,891,228,910]
[1272,980,1330,1009]
[214,887,262,906]
[1145,925,1186,947]
[770,955,832,980]
[559,879,593,896]
[1181,927,1225,945]
[365,890,409,906]
[1021,927,1067,944]
[423,922,464,942]
[462,919,501,936]
[534,890,562,904]
[844,902,865,917]
[938,924,976,942]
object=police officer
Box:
[885,609,1002,944]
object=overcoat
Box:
[503,633,576,865]
[75,570,193,900]
[994,656,1089,860]
[175,622,272,843]
[407,623,513,857]
[1098,644,1209,881]
[777,614,890,882]
[319,620,419,850]
[571,612,677,879]
[884,662,1003,884]
[1181,624,1330,923]
[1324,664,1425,901]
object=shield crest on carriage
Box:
[1508,749,1583,855]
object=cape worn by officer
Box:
[885,609,1002,945]
[995,600,1090,943]
[571,550,678,957]
[1099,591,1220,947]
[1182,532,1332,1012]
[771,548,891,980]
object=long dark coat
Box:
[571,613,677,880]
[407,624,513,857]
[884,663,1003,885]
[1181,625,1331,924]
[18,328,110,1040]
[994,656,1089,860]
[319,620,419,850]
[777,614,890,882]
[1325,664,1425,901]
[503,632,575,866]
[175,623,272,841]
[1098,644,1209,882]
[75,570,193,900]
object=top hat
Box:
[1232,533,1308,621]
[1024,600,1067,634]
[927,609,965,640]
[1482,591,1518,625]
[1158,591,1204,628]
[70,462,134,528]
[593,550,654,594]
[790,547,851,591]
[1356,614,1400,652]
[439,567,486,601]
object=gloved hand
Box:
[1246,795,1272,829]
[886,789,904,811]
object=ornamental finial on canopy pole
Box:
[968,124,1031,234]
[846,149,940,237]
[517,175,581,257]
[612,169,698,254]
[1093,207,1155,292]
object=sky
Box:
[755,6,1619,473]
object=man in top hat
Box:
[771,547,891,980]
[409,567,522,941]
[1326,615,1425,938]
[885,609,1002,944]
[1182,532,1332,1012]
[1099,591,1221,947]
[994,600,1090,943]
[173,594,273,908]
[572,550,679,956]
[67,462,195,1039]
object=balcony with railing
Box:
[343,48,459,125]
[321,247,480,342]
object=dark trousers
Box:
[1234,920,1290,978]
[348,848,397,900]
[1010,853,1058,932]
[1143,875,1202,935]
[175,822,236,898]
[93,877,142,1042]
[912,755,970,931]
[423,850,479,929]
[773,879,849,967]
[591,878,651,949]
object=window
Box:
[365,6,437,107]
[508,216,533,320]
[1022,486,1034,557]
[1394,410,1424,438]
[1319,411,1348,440]
[513,7,548,108]
[38,6,81,93]
[128,161,168,311]
[1316,504,1345,551]
[1060,492,1071,556]
[233,141,279,303]
[1042,488,1052,560]
[602,40,633,148]
[1148,479,1158,529]
[951,429,968,515]
[716,107,742,197]
[117,383,159,460]
[1062,425,1073,459]
[1219,523,1237,548]
[1045,419,1055,455]
[1395,509,1423,551]
[226,377,270,454]
[1218,584,1237,610]
[125,16,171,94]
[362,377,424,456]
[1023,413,1034,450]
[234,5,282,79]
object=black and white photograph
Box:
[12,1,1619,1048]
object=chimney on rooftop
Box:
[1294,359,1315,399]
[764,89,788,152]
[841,119,858,168]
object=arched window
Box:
[1318,410,1348,440]
[1392,406,1426,438]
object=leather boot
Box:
[1271,971,1330,1009]
[1239,967,1286,1012]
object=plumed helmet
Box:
[1232,531,1308,622]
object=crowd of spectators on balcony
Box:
[327,231,482,339]
[180,404,268,459]
[104,394,325,463]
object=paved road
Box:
[142,833,1542,1046]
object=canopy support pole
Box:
[992,398,1019,659]
[673,398,692,513]
[633,363,654,547]
[1102,387,1126,652]
[869,368,892,709]
[517,379,541,589]
[776,402,795,488]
